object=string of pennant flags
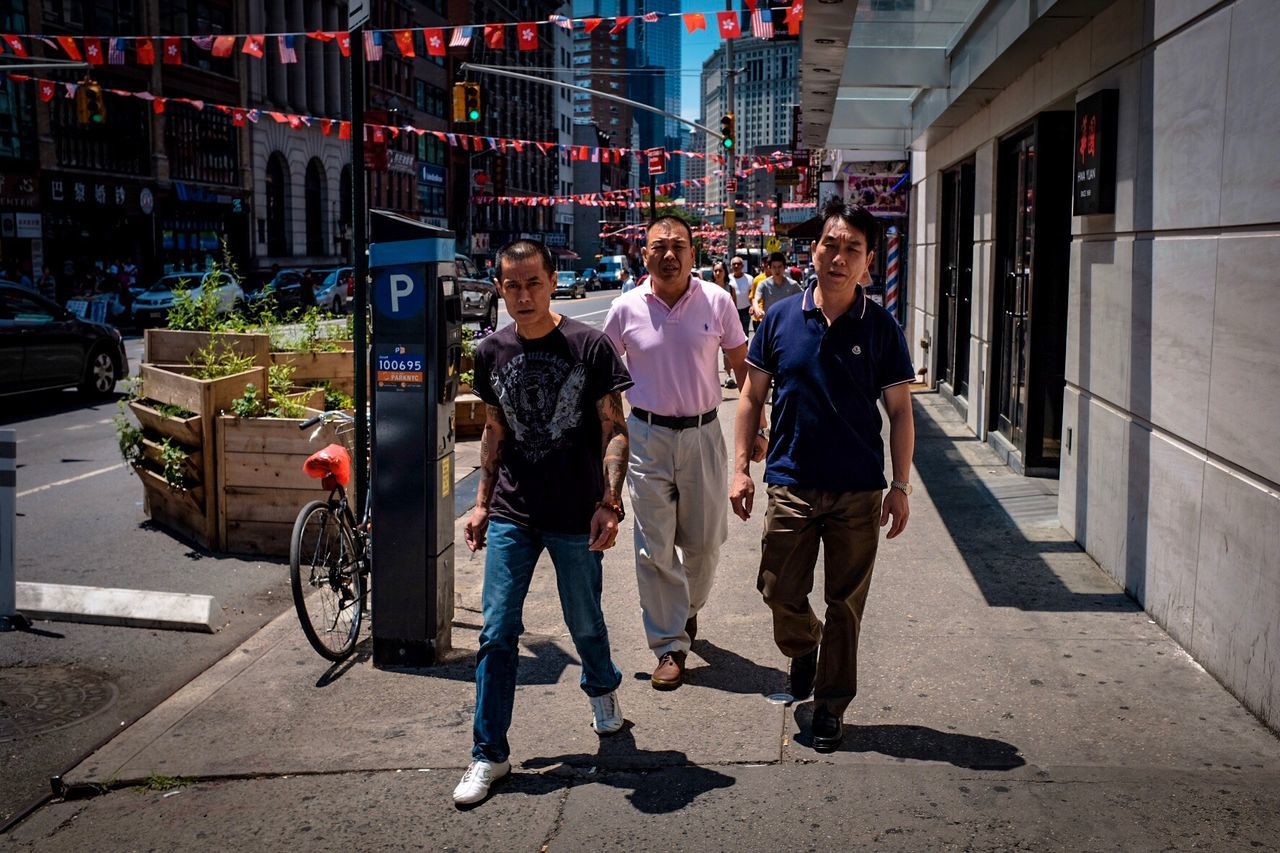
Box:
[0,1,801,66]
[4,71,799,188]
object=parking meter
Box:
[368,211,462,667]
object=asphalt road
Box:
[0,334,297,827]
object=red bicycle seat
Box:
[303,443,352,487]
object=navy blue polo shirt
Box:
[747,285,914,493]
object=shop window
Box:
[166,102,238,185]
[52,92,150,175]
[305,158,327,257]
[265,152,290,257]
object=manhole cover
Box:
[0,665,119,742]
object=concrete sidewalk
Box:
[7,393,1280,851]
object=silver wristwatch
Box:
[890,480,912,496]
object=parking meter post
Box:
[368,211,461,667]
[1,429,27,631]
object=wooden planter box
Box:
[269,349,357,396]
[144,329,271,368]
[135,363,267,549]
[455,393,487,440]
[139,436,203,484]
[216,412,340,557]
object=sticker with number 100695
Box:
[377,355,423,372]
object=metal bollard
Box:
[0,428,23,630]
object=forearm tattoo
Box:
[477,404,506,509]
[596,391,629,501]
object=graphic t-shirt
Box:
[473,316,633,534]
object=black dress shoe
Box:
[811,707,844,753]
[789,647,818,701]
[685,614,697,643]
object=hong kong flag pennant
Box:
[231,109,248,127]
[136,38,156,64]
[336,33,351,57]
[716,11,741,38]
[393,30,415,57]
[84,38,103,65]
[38,79,56,102]
[56,35,82,61]
[162,36,183,64]
[583,18,603,34]
[241,34,265,58]
[483,24,504,49]
[785,0,804,34]
[2,35,29,57]
[424,28,445,57]
[517,22,537,50]
[683,13,706,33]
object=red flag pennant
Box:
[307,31,336,42]
[38,80,55,102]
[55,36,82,61]
[337,32,350,56]
[231,109,247,127]
[84,38,103,65]
[241,34,265,58]
[162,36,183,64]
[716,11,741,38]
[517,22,538,50]
[424,28,445,56]
[583,18,603,34]
[393,30,415,56]
[785,0,804,35]
[136,39,156,64]
[339,121,352,139]
[212,35,236,57]
[321,119,333,136]
[683,14,706,33]
[2,35,28,57]
[153,98,166,114]
[483,24,504,49]
[744,0,758,11]
[609,16,632,35]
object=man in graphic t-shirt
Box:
[453,239,634,808]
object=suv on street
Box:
[454,255,499,329]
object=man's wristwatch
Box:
[890,480,912,496]
[596,499,625,523]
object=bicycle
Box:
[291,410,370,662]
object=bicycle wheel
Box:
[290,500,366,661]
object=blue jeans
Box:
[472,518,623,763]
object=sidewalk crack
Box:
[537,780,573,853]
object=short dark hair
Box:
[820,196,880,249]
[646,214,694,245]
[767,252,787,266]
[495,239,554,282]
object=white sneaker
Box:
[452,758,510,805]
[590,690,624,735]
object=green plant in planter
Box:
[113,409,144,467]
[461,325,478,360]
[459,369,474,388]
[188,333,256,380]
[268,363,306,419]
[154,402,196,419]
[230,383,265,418]
[312,381,354,412]
[158,438,190,489]
[275,306,345,353]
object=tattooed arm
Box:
[465,404,507,552]
[588,390,629,551]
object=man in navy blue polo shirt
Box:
[730,198,916,753]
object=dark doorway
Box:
[938,160,975,398]
[991,113,1072,473]
[305,158,327,257]
[265,152,291,257]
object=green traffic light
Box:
[468,109,480,120]
[723,138,733,149]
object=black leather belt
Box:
[631,406,718,430]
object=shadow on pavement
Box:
[685,639,786,696]
[0,389,125,425]
[913,398,1137,613]
[791,705,1025,770]
[521,727,737,814]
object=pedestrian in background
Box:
[603,216,764,690]
[711,261,738,388]
[728,256,753,337]
[456,238,632,807]
[753,252,802,319]
[731,198,916,753]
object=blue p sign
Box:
[373,265,425,318]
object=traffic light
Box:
[719,113,736,151]
[453,82,481,122]
[76,80,107,126]
[723,208,736,229]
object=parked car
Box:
[554,270,586,299]
[131,270,245,327]
[596,255,630,289]
[315,267,351,314]
[454,255,499,329]
[245,269,307,316]
[0,282,129,397]
[577,267,601,292]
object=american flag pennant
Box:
[393,30,415,57]
[683,14,706,33]
[108,38,126,64]
[483,25,504,49]
[277,35,298,63]
[517,23,537,50]
[337,33,350,56]
[246,109,260,123]
[162,36,183,64]
[207,35,234,57]
[55,36,82,61]
[447,133,458,146]
[241,35,264,58]
[609,16,633,35]
[547,15,572,29]
[750,8,773,39]
[642,12,660,22]
[137,38,157,64]
[364,30,383,60]
[583,18,603,34]
[191,35,215,51]
[425,28,445,56]
[449,26,473,47]
[84,38,103,65]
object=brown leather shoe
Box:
[651,651,686,690]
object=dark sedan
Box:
[0,283,129,397]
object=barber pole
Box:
[884,229,900,323]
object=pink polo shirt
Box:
[603,277,747,417]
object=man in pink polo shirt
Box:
[603,215,763,690]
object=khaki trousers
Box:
[757,484,882,716]
[627,415,728,657]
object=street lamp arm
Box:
[459,62,724,142]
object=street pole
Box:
[725,0,737,265]
[350,22,370,519]
[0,429,26,631]
[649,172,656,221]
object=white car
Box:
[131,271,245,326]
